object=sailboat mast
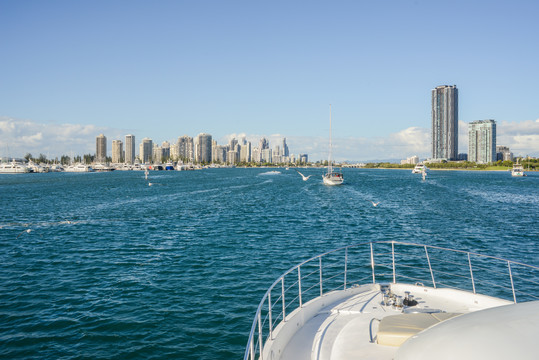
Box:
[328,104,332,173]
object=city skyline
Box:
[1,1,538,160]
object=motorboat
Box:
[412,164,427,174]
[0,159,30,173]
[244,241,539,360]
[93,163,114,172]
[511,162,525,177]
[322,105,343,186]
[64,163,94,172]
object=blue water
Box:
[1,169,538,359]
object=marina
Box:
[1,168,538,359]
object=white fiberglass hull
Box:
[323,174,343,186]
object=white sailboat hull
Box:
[323,173,344,185]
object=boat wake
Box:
[258,171,281,176]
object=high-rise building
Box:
[139,138,153,163]
[469,120,496,164]
[432,85,458,160]
[240,142,251,163]
[112,140,123,163]
[259,137,269,150]
[96,134,107,163]
[125,134,135,164]
[496,145,513,162]
[282,138,289,157]
[196,133,212,163]
[178,136,194,162]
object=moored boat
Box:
[244,241,539,360]
[0,159,31,174]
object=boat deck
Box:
[274,283,510,360]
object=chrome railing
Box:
[244,241,539,360]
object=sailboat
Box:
[322,104,343,186]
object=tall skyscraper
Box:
[196,133,212,163]
[112,140,123,163]
[282,138,289,157]
[469,120,496,164]
[96,134,107,163]
[125,134,135,164]
[139,138,153,163]
[178,136,194,162]
[432,85,458,160]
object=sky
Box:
[1,0,538,161]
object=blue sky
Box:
[1,0,538,161]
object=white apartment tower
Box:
[469,120,496,164]
[125,134,135,164]
[112,140,123,163]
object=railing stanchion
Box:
[508,262,516,303]
[281,278,286,320]
[268,292,273,340]
[425,245,436,288]
[258,312,263,360]
[250,333,254,360]
[298,266,302,308]
[468,253,476,294]
[370,242,375,284]
[344,247,348,290]
[319,256,323,296]
[392,242,396,284]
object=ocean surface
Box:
[1,168,538,359]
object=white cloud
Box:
[0,116,114,159]
[2,116,538,162]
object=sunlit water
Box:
[1,168,538,359]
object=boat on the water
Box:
[64,163,94,172]
[511,161,525,177]
[244,241,539,360]
[412,163,427,174]
[0,159,30,174]
[322,105,343,186]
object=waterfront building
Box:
[139,138,153,164]
[112,140,123,163]
[496,146,513,162]
[282,138,289,157]
[178,136,194,162]
[240,142,251,163]
[401,155,419,165]
[125,134,135,164]
[196,133,212,163]
[252,147,261,163]
[227,150,239,165]
[458,153,468,161]
[432,85,458,160]
[96,134,107,163]
[469,120,496,164]
[259,137,269,150]
[272,147,281,164]
[261,148,272,163]
[214,145,227,163]
[162,141,170,161]
[299,154,308,164]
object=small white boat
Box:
[412,163,427,174]
[244,241,539,360]
[322,105,343,186]
[511,162,525,177]
[0,159,30,173]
